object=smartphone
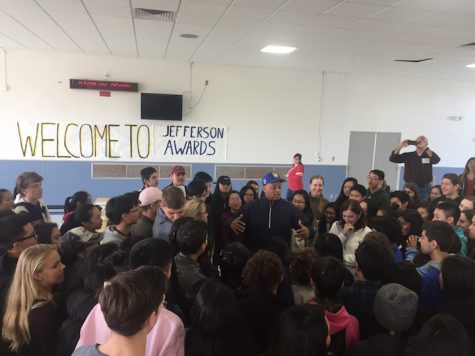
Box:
[407,140,417,145]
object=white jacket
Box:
[329,221,372,270]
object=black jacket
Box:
[242,197,314,252]
[0,250,17,317]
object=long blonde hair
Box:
[183,198,206,220]
[2,244,57,352]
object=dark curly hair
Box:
[242,250,283,292]
[289,249,314,286]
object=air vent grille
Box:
[394,58,433,63]
[133,8,175,22]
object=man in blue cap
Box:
[231,172,314,253]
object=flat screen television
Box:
[141,93,183,121]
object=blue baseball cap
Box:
[262,172,286,185]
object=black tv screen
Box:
[141,93,183,121]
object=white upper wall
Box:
[319,72,475,167]
[0,49,474,167]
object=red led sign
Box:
[70,79,138,92]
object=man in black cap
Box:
[232,172,314,253]
[210,175,232,248]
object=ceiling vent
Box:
[133,8,175,22]
[394,58,433,63]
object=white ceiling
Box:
[2,0,475,78]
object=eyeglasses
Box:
[366,176,380,181]
[18,231,37,242]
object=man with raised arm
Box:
[389,135,440,201]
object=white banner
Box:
[7,121,227,162]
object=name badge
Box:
[422,158,430,164]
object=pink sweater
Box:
[76,303,185,356]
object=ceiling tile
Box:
[211,25,251,36]
[176,11,221,26]
[234,0,287,10]
[346,18,400,31]
[410,11,475,30]
[348,0,400,4]
[267,10,317,24]
[0,0,472,78]
[329,28,376,39]
[325,2,387,17]
[131,0,180,12]
[368,6,428,21]
[307,14,356,28]
[444,1,475,15]
[216,16,261,29]
[255,21,302,34]
[395,0,465,11]
[280,0,343,14]
[173,23,212,37]
[224,5,275,20]
[180,0,229,15]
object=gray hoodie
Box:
[101,225,127,245]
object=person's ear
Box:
[145,306,161,331]
[447,217,454,225]
[33,271,42,282]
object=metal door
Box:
[347,131,401,190]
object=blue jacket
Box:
[152,208,173,240]
[243,196,314,252]
[417,262,445,315]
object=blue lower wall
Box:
[399,166,463,190]
[0,160,463,206]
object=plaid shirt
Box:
[339,280,383,339]
[389,149,440,186]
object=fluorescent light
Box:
[466,63,475,68]
[261,45,297,54]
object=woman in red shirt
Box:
[286,153,304,201]
[461,157,475,197]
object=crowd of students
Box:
[0,158,475,356]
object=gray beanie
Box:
[374,283,419,333]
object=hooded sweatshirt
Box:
[309,300,360,348]
[100,226,128,245]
